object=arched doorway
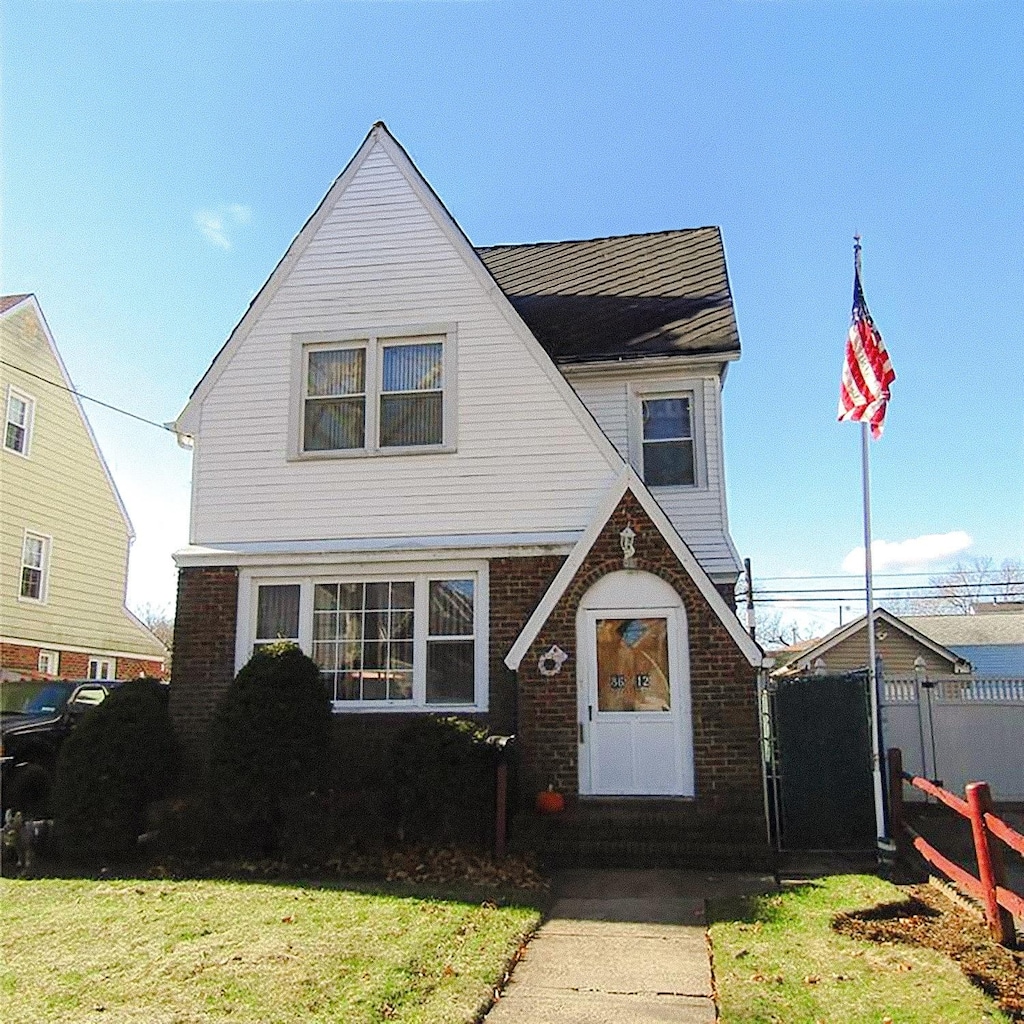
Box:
[576,570,694,796]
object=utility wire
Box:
[1,360,178,434]
[754,569,1018,582]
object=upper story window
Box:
[641,396,694,487]
[298,331,451,456]
[5,387,34,456]
[20,531,50,602]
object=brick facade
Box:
[0,641,163,680]
[512,490,765,825]
[169,526,763,842]
[169,566,240,764]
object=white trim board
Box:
[504,465,763,670]
[173,529,582,568]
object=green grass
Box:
[0,876,541,1024]
[708,874,1011,1024]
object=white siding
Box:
[564,365,741,579]
[191,141,618,545]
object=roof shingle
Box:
[477,228,740,364]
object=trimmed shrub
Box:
[52,679,178,858]
[205,642,332,855]
[388,716,496,844]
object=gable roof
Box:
[1,294,135,540]
[904,611,1024,647]
[174,123,622,470]
[477,228,740,365]
[773,607,970,675]
[504,464,763,671]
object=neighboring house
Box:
[170,124,766,843]
[0,295,166,681]
[905,604,1024,677]
[770,607,971,678]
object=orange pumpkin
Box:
[535,787,565,815]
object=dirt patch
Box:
[833,883,1024,1021]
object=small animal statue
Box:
[2,809,30,870]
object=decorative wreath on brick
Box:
[538,645,569,677]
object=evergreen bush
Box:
[52,679,178,858]
[205,642,332,855]
[388,716,495,844]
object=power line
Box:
[1,360,177,434]
[753,568,1019,582]
[752,583,1024,597]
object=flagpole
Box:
[855,235,888,846]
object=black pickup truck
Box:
[0,679,120,817]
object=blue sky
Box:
[3,0,1022,629]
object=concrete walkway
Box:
[486,868,774,1023]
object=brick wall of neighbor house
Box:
[116,656,165,679]
[169,566,239,764]
[0,642,39,675]
[515,490,764,825]
[0,643,162,680]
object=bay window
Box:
[246,565,486,711]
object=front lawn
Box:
[708,874,1012,1024]
[0,876,541,1024]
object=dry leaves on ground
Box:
[832,883,1024,1021]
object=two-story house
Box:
[171,124,767,851]
[0,294,166,681]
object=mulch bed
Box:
[832,882,1024,1021]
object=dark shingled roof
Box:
[0,294,32,314]
[476,228,739,364]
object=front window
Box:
[254,584,301,648]
[20,532,49,601]
[5,388,33,455]
[427,579,475,704]
[252,569,483,710]
[300,333,447,454]
[641,396,694,487]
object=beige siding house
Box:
[772,608,969,678]
[0,295,165,680]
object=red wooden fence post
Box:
[966,781,1016,948]
[887,748,904,845]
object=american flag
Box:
[838,257,895,439]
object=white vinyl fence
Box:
[881,676,1024,802]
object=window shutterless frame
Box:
[288,324,458,459]
[4,386,35,457]
[18,530,51,603]
[236,561,488,712]
[628,382,705,490]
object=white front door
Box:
[580,606,693,796]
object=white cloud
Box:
[842,530,973,574]
[194,204,252,250]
